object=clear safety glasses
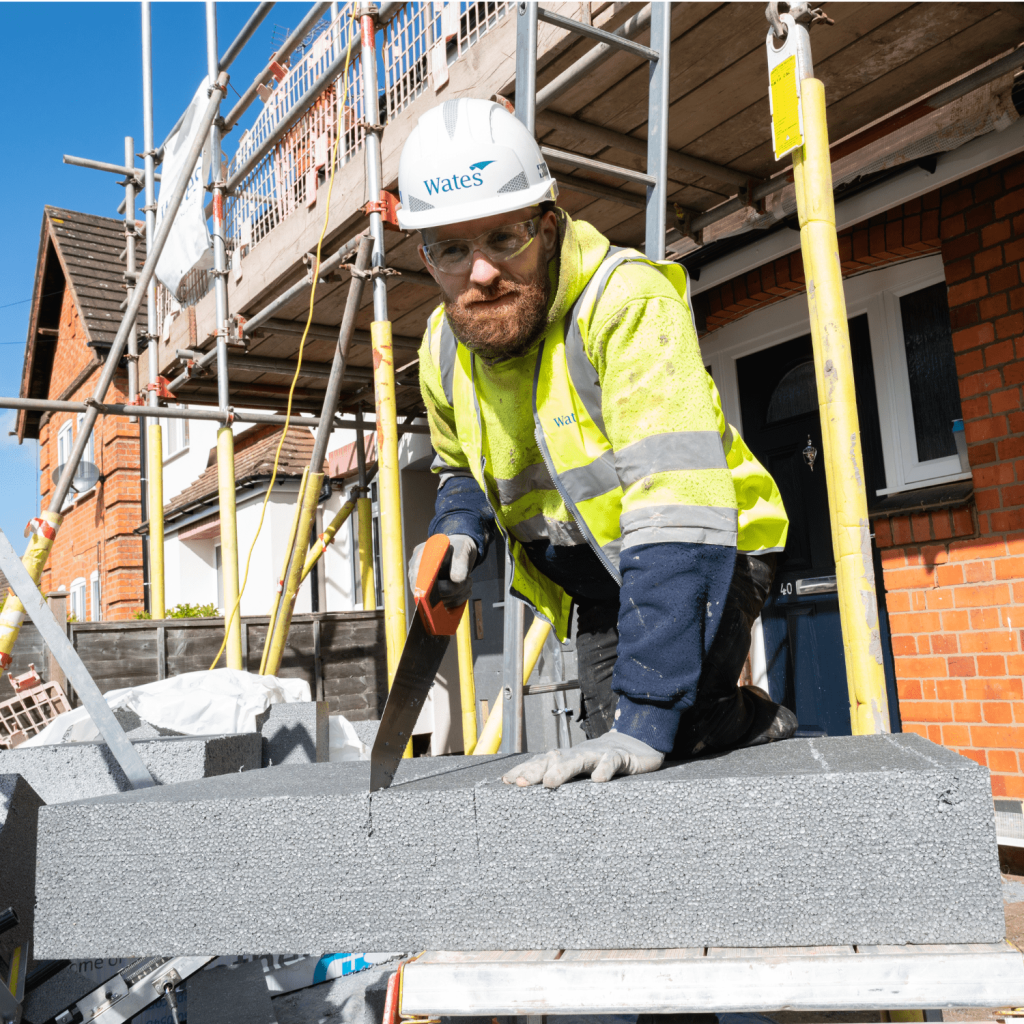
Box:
[422,215,541,273]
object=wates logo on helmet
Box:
[423,160,495,196]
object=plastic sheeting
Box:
[23,668,310,747]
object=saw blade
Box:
[369,612,452,792]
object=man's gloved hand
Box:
[501,730,665,790]
[407,534,477,609]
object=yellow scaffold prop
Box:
[0,511,63,671]
[769,7,890,734]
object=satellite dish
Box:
[52,461,101,493]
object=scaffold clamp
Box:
[350,265,401,281]
[145,377,177,401]
[363,190,401,229]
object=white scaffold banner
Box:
[155,76,214,300]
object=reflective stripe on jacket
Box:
[419,214,787,640]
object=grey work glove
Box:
[502,729,665,790]
[407,534,477,609]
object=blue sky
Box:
[0,1,315,548]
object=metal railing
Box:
[153,1,509,338]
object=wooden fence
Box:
[0,611,387,722]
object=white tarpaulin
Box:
[22,668,310,746]
[22,667,370,761]
[155,76,214,299]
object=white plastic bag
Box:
[328,714,367,762]
[23,668,309,746]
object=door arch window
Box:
[766,360,817,423]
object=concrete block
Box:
[258,701,329,767]
[188,960,277,1024]
[0,774,42,975]
[349,719,379,748]
[0,733,261,804]
[35,734,1003,956]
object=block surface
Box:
[257,701,328,767]
[34,734,1004,956]
[0,774,42,973]
[0,733,261,804]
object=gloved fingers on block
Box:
[407,534,478,608]
[502,730,665,790]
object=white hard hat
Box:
[397,98,558,232]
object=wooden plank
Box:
[559,948,705,962]
[691,4,1011,178]
[706,945,855,958]
[156,625,167,680]
[544,3,720,123]
[416,951,562,965]
[401,943,1024,1016]
[576,3,914,184]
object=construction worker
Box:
[398,98,797,789]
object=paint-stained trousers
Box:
[575,552,779,759]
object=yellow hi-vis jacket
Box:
[419,214,788,641]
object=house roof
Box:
[18,206,147,441]
[162,423,329,524]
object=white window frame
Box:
[56,420,74,511]
[69,413,98,503]
[89,570,101,622]
[68,577,87,623]
[700,254,971,497]
[161,406,190,462]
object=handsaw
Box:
[369,534,467,792]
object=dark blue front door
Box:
[735,317,898,736]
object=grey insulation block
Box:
[188,960,277,1024]
[258,701,329,766]
[0,774,42,974]
[35,734,1003,957]
[350,719,380,748]
[0,733,261,804]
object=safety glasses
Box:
[422,215,541,273]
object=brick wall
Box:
[699,195,941,333]
[38,287,144,621]
[698,162,1024,797]
[873,155,1024,797]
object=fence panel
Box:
[58,612,387,721]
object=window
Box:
[161,407,190,460]
[75,413,95,472]
[57,420,73,469]
[68,577,87,622]
[701,255,969,499]
[89,571,101,622]
[215,544,223,610]
[766,361,817,422]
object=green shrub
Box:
[133,603,220,620]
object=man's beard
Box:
[442,273,550,360]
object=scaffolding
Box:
[1,0,638,699]
[5,0,1016,743]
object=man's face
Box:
[418,207,559,359]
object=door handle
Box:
[795,575,837,595]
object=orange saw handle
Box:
[414,534,467,636]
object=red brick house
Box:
[690,121,1024,798]
[16,207,146,621]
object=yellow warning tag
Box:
[770,54,803,160]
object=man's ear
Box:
[539,210,559,260]
[417,244,439,281]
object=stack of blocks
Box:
[31,733,1004,957]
